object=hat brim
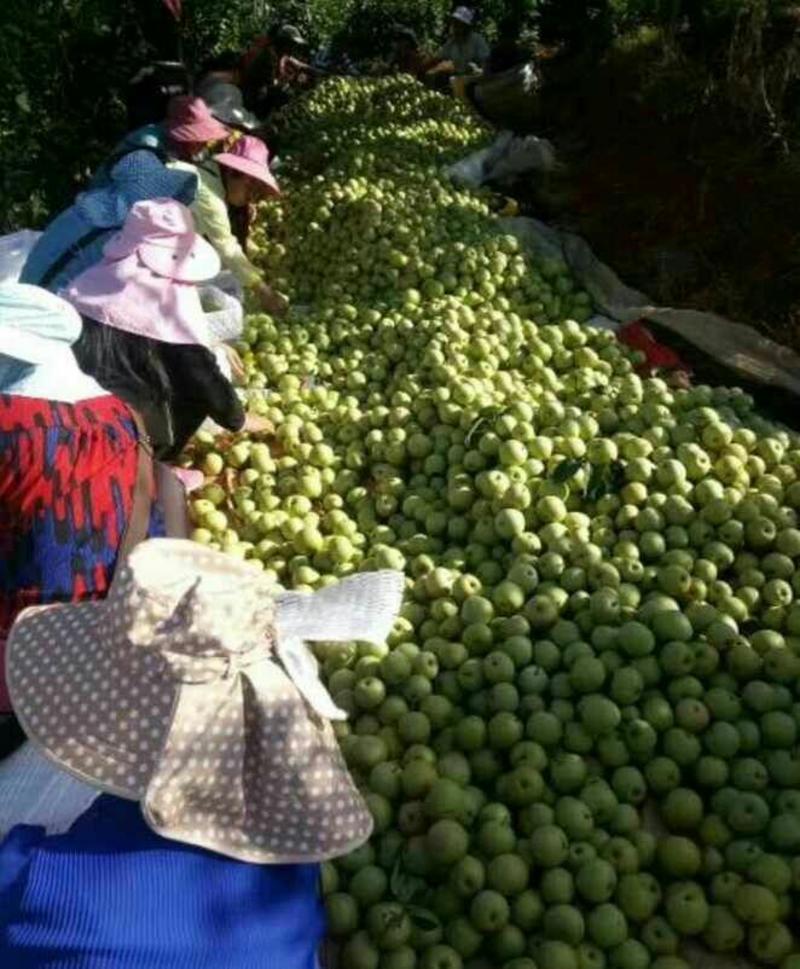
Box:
[7,601,160,803]
[168,117,230,144]
[2,353,109,404]
[75,166,197,230]
[451,12,473,24]
[214,152,281,196]
[137,232,222,283]
[0,328,75,367]
[73,188,129,230]
[280,29,308,47]
[6,583,373,865]
[65,254,214,346]
[103,227,220,284]
[211,106,261,132]
[0,282,82,363]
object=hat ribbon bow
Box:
[137,569,404,857]
[142,570,405,720]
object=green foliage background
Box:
[0,0,795,231]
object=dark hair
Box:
[157,341,244,460]
[126,61,190,130]
[73,316,171,410]
[73,316,244,460]
[72,316,176,455]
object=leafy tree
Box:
[0,0,798,231]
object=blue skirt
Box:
[0,795,325,969]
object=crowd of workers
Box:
[0,7,513,968]
[129,8,518,128]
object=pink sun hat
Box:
[214,135,281,196]
[167,95,230,144]
[63,199,221,346]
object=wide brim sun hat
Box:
[214,135,280,196]
[0,282,82,365]
[166,95,230,143]
[64,199,220,346]
[75,151,197,229]
[6,538,405,864]
[0,282,108,401]
[101,197,219,282]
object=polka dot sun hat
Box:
[6,538,404,864]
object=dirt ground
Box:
[517,40,800,357]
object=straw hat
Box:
[6,539,404,864]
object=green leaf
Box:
[586,465,611,502]
[464,416,487,448]
[390,859,426,904]
[465,404,503,448]
[610,460,627,490]
[406,906,441,932]
[552,458,584,483]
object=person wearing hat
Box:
[311,30,359,78]
[63,198,263,462]
[125,60,191,132]
[273,24,318,84]
[0,283,167,757]
[20,151,197,294]
[96,95,231,185]
[196,51,263,134]
[427,6,490,78]
[241,22,309,79]
[0,538,404,968]
[242,23,319,116]
[389,24,427,78]
[168,135,286,316]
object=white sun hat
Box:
[0,282,107,402]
